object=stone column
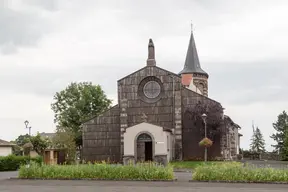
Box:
[50,150,54,165]
[120,98,128,162]
[174,90,182,160]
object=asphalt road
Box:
[1,171,288,191]
[0,179,287,192]
[0,171,18,180]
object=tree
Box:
[11,134,31,156]
[52,126,77,164]
[15,134,31,147]
[51,82,112,149]
[282,131,288,161]
[250,125,266,153]
[270,111,288,160]
[29,133,50,156]
[10,141,23,156]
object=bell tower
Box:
[179,30,209,97]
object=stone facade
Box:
[82,105,121,162]
[82,31,241,163]
[117,66,182,161]
[192,73,208,97]
[222,115,241,160]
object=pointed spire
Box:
[147,38,156,66]
[179,30,208,77]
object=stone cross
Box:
[141,113,148,122]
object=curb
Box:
[9,177,177,182]
[173,169,192,173]
[189,180,288,185]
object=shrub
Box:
[0,155,43,171]
[192,162,288,182]
[18,161,174,180]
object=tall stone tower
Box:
[179,31,209,97]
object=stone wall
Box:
[117,66,182,161]
[82,105,121,162]
[192,73,208,97]
[181,87,224,160]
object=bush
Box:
[0,155,43,171]
[18,161,174,180]
[192,162,288,182]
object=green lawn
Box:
[169,161,226,169]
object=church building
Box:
[82,30,242,164]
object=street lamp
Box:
[24,120,32,167]
[24,120,31,136]
[201,113,207,162]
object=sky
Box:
[0,0,287,151]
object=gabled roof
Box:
[224,115,241,129]
[82,104,119,125]
[117,65,181,83]
[179,31,208,77]
[0,139,15,147]
[39,132,56,139]
[125,122,172,133]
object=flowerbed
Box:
[18,162,174,180]
[0,155,42,171]
[192,162,288,183]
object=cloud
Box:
[22,0,58,11]
[0,0,287,152]
[0,1,53,54]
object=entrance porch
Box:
[122,122,172,166]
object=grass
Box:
[169,161,225,170]
[18,161,174,180]
[192,161,288,182]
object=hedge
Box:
[192,161,288,182]
[18,161,174,180]
[0,155,43,171]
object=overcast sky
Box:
[1,0,287,151]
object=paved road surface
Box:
[0,171,18,180]
[0,179,287,192]
[1,171,288,191]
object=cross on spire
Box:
[179,23,208,77]
[191,21,193,32]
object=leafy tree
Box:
[15,134,31,147]
[51,82,112,149]
[51,126,77,164]
[282,131,288,161]
[250,126,266,153]
[29,133,50,156]
[270,111,288,160]
[10,141,23,156]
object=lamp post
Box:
[24,120,32,167]
[201,113,207,162]
[24,120,31,136]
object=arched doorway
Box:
[136,133,153,162]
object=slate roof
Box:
[0,139,15,147]
[224,115,241,129]
[39,132,56,139]
[179,31,208,77]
